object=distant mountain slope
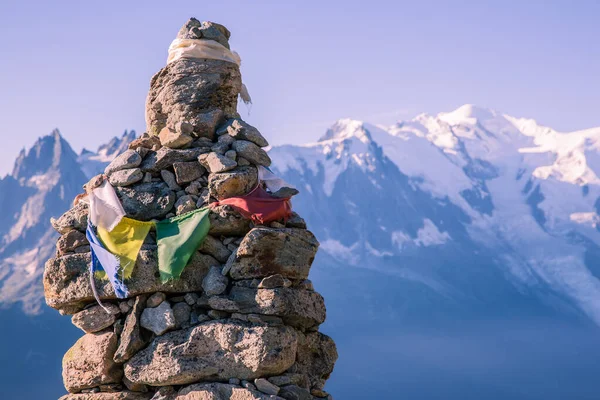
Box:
[0,130,135,313]
[269,105,600,325]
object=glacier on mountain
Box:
[269,104,600,324]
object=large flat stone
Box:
[124,320,297,386]
[209,287,326,330]
[172,383,284,400]
[116,182,176,220]
[59,392,152,400]
[140,148,208,173]
[62,331,122,393]
[208,205,251,236]
[229,228,319,280]
[291,332,338,390]
[44,249,217,314]
[208,166,257,200]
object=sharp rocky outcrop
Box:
[43,18,337,400]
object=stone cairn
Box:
[44,18,337,400]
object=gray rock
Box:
[59,392,152,400]
[279,385,312,400]
[124,320,298,386]
[202,265,229,296]
[129,135,161,152]
[211,287,326,330]
[208,166,258,200]
[174,382,285,399]
[237,157,251,166]
[116,182,176,220]
[114,294,149,363]
[217,119,269,147]
[292,332,338,389]
[229,378,241,385]
[295,280,314,291]
[149,386,175,400]
[229,228,319,280]
[174,195,196,215]
[62,331,122,393]
[71,304,119,333]
[160,170,182,191]
[211,141,230,155]
[207,309,230,319]
[208,205,251,236]
[255,378,280,395]
[286,212,307,229]
[146,292,166,308]
[136,146,150,158]
[158,127,193,149]
[224,149,237,160]
[199,235,232,263]
[199,152,237,173]
[145,57,241,137]
[51,202,88,234]
[119,301,132,314]
[105,150,142,174]
[44,251,217,314]
[142,172,153,183]
[173,161,205,184]
[232,140,271,166]
[175,121,194,135]
[172,302,191,328]
[113,319,124,335]
[140,301,176,336]
[184,292,199,305]
[57,230,88,255]
[184,180,203,195]
[192,109,225,139]
[267,376,292,387]
[140,148,208,172]
[109,168,144,187]
[218,133,235,146]
[258,274,292,289]
[178,18,231,48]
[272,187,299,198]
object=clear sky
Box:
[1,0,599,176]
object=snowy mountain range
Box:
[0,129,136,314]
[4,106,600,399]
[270,104,600,324]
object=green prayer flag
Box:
[155,207,211,282]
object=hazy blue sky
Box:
[1,0,599,176]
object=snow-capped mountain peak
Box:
[78,130,137,178]
[268,105,600,325]
[318,118,373,143]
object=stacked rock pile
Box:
[44,18,337,400]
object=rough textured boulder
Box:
[59,393,152,400]
[71,304,119,333]
[171,383,283,399]
[208,166,257,200]
[124,321,297,386]
[44,250,217,313]
[62,331,122,393]
[145,59,240,137]
[210,287,326,330]
[229,228,319,280]
[140,148,208,173]
[116,182,176,220]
